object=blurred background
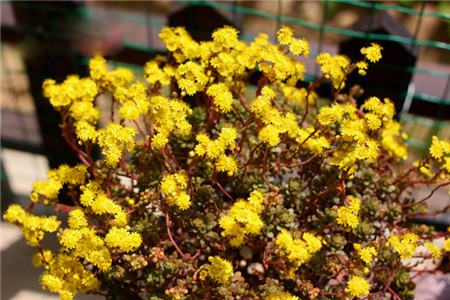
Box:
[1,1,449,299]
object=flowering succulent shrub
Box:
[4,26,450,300]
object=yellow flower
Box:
[160,172,191,210]
[444,239,450,252]
[365,113,382,131]
[289,38,309,57]
[266,291,299,300]
[276,229,322,274]
[316,53,350,88]
[356,61,368,75]
[206,256,233,284]
[277,26,309,57]
[277,26,294,45]
[259,125,281,147]
[41,274,64,293]
[148,96,192,149]
[59,229,83,249]
[97,124,136,166]
[219,190,265,247]
[4,205,60,246]
[318,104,344,126]
[381,120,407,160]
[105,226,142,253]
[144,60,173,86]
[425,241,441,260]
[216,155,238,176]
[345,276,370,298]
[194,127,239,175]
[67,209,88,229]
[337,196,361,229]
[39,253,100,300]
[212,26,240,51]
[429,136,447,160]
[387,233,419,260]
[354,243,377,264]
[361,43,383,63]
[206,83,234,113]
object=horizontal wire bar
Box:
[334,0,450,22]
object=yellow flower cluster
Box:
[205,256,233,285]
[424,241,442,260]
[275,229,322,275]
[30,164,87,204]
[355,60,369,76]
[345,276,370,298]
[45,56,134,147]
[316,53,350,89]
[144,57,174,86]
[59,210,112,271]
[251,86,300,147]
[194,127,238,176]
[177,61,209,96]
[297,127,331,155]
[89,56,134,90]
[259,31,306,85]
[43,76,98,108]
[148,95,193,149]
[97,124,136,166]
[159,27,205,62]
[337,196,361,229]
[45,55,194,164]
[4,205,60,246]
[266,291,299,300]
[114,82,149,120]
[387,233,419,260]
[381,120,408,160]
[277,26,309,57]
[317,97,405,170]
[160,172,191,210]
[105,226,142,252]
[361,43,383,63]
[281,85,317,108]
[219,190,265,247]
[356,43,383,75]
[429,136,450,174]
[354,243,377,265]
[156,26,308,94]
[206,83,234,113]
[39,253,100,300]
[80,181,127,226]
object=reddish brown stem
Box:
[165,210,200,261]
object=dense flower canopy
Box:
[4,25,450,300]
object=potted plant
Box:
[4,26,450,300]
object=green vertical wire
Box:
[276,0,282,35]
[412,2,429,151]
[232,0,241,29]
[366,2,376,39]
[403,1,425,138]
[411,1,427,151]
[146,1,153,48]
[314,0,329,77]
